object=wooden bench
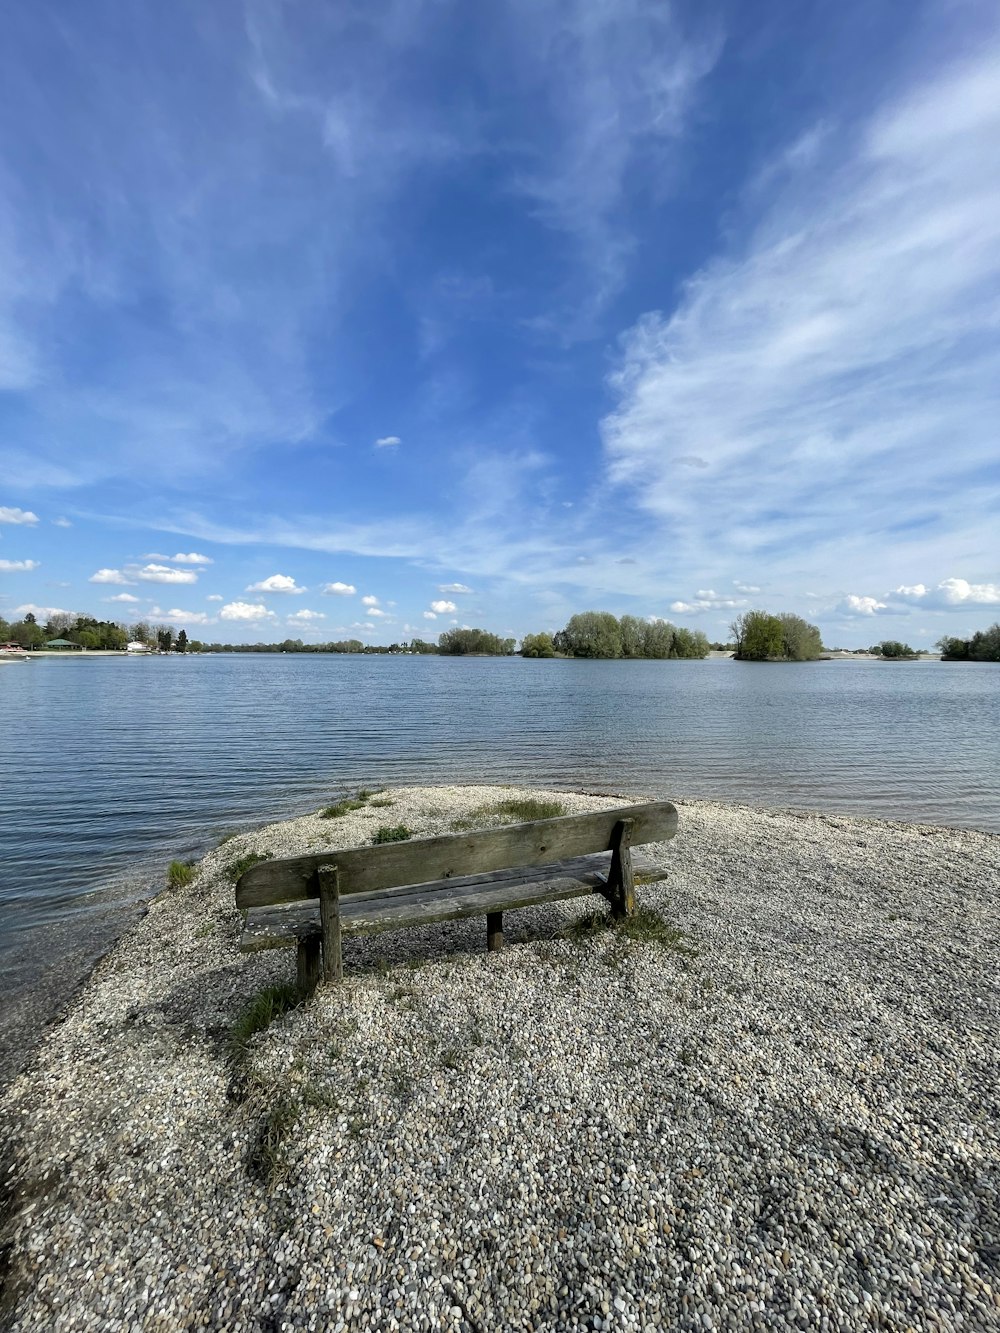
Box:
[235,800,678,990]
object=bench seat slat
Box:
[239,850,668,953]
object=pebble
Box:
[2,785,999,1332]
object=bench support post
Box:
[486,911,504,952]
[297,935,321,994]
[318,864,343,984]
[608,818,635,921]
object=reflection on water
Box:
[1,653,997,1078]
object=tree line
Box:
[936,624,1000,661]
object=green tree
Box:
[873,640,916,658]
[438,628,514,655]
[779,613,823,661]
[521,632,556,658]
[642,620,676,659]
[730,610,784,660]
[0,616,10,641]
[156,627,173,652]
[9,618,45,649]
[561,611,623,659]
[618,615,646,658]
[176,629,188,654]
[969,624,1000,661]
[936,635,969,660]
[671,626,711,659]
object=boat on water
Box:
[0,642,29,660]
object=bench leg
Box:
[608,818,636,921]
[297,935,321,994]
[318,864,343,984]
[487,911,504,952]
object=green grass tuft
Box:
[247,1094,300,1185]
[563,905,696,959]
[451,795,567,832]
[319,787,385,819]
[229,982,303,1060]
[224,850,273,883]
[372,824,412,844]
[167,859,196,889]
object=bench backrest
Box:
[236,800,677,909]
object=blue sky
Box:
[1,0,998,647]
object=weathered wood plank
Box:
[609,818,635,920]
[297,935,320,992]
[240,861,670,953]
[236,800,677,908]
[318,864,343,984]
[486,912,503,952]
[238,850,670,953]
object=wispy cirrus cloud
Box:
[602,44,1000,597]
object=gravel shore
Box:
[2,785,998,1332]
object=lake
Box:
[1,653,998,1081]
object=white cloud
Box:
[105,593,140,604]
[601,45,1000,594]
[361,594,379,607]
[669,591,745,614]
[206,594,224,602]
[246,573,306,594]
[134,564,198,585]
[733,581,761,594]
[288,608,325,622]
[52,517,72,528]
[839,595,889,616]
[366,607,388,618]
[0,558,39,572]
[423,611,438,620]
[89,568,132,585]
[219,601,275,621]
[169,552,213,565]
[933,577,1000,606]
[430,599,457,613]
[0,507,39,525]
[321,581,356,596]
[894,577,1000,609]
[15,603,71,619]
[163,609,214,625]
[374,435,401,448]
[438,583,472,594]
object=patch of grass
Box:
[368,797,394,808]
[194,921,214,939]
[248,1095,300,1185]
[372,824,412,844]
[451,795,567,832]
[320,787,384,819]
[229,982,304,1060]
[300,1081,340,1113]
[390,1067,416,1099]
[563,905,696,960]
[167,859,196,889]
[224,850,273,883]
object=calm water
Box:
[1,654,998,1079]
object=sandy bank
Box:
[2,786,998,1331]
